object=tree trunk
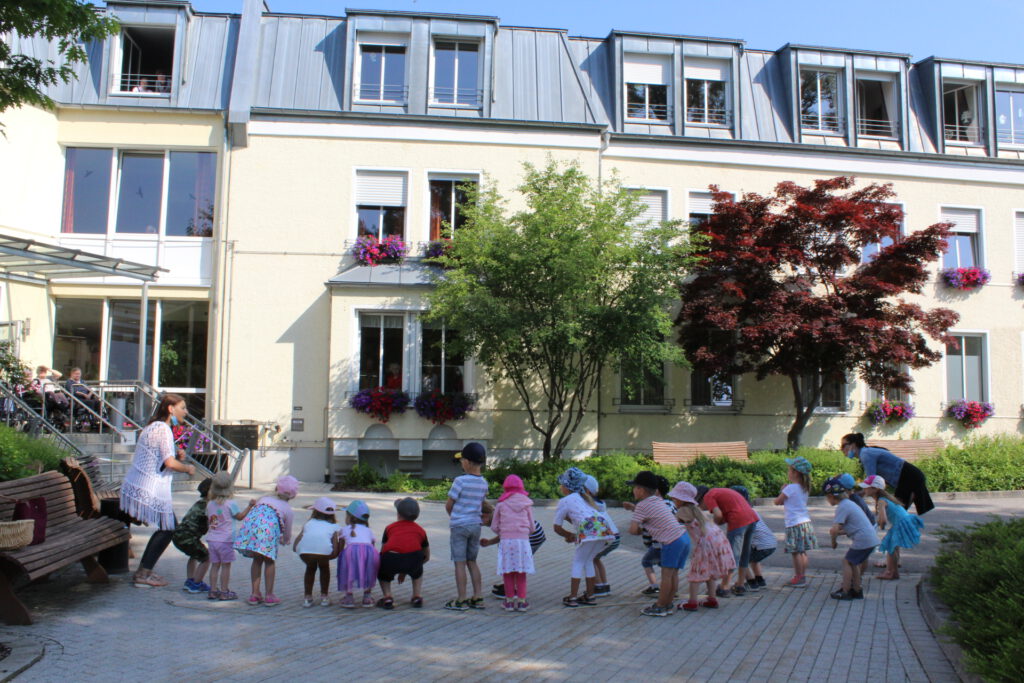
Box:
[542,432,553,462]
[786,373,820,451]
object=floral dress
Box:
[234,497,286,560]
[686,520,736,582]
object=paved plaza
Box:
[3,485,1020,682]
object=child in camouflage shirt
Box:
[172,478,213,593]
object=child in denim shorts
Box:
[444,442,488,611]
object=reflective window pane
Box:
[166,152,215,237]
[53,299,103,378]
[62,148,112,234]
[434,42,456,103]
[382,46,406,101]
[456,43,478,105]
[359,45,382,100]
[359,314,403,389]
[107,300,156,381]
[159,301,208,388]
[116,153,163,234]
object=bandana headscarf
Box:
[498,474,529,502]
[557,467,588,494]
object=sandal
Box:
[246,593,263,606]
[562,595,580,608]
[219,591,238,601]
[376,597,395,610]
[411,596,423,608]
[207,590,221,600]
[876,572,900,580]
[578,594,597,606]
[467,597,486,610]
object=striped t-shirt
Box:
[528,520,546,552]
[631,495,684,545]
[447,473,488,527]
[642,499,678,548]
[751,514,777,551]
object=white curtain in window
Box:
[941,207,979,233]
[356,171,407,206]
[624,54,670,85]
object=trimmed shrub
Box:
[919,436,1024,492]
[0,426,65,481]
[932,518,1024,682]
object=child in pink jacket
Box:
[490,474,535,612]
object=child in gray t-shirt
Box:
[824,477,879,601]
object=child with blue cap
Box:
[337,500,379,608]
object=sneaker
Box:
[755,576,767,589]
[516,599,529,612]
[183,578,198,593]
[731,585,747,597]
[641,585,660,596]
[503,600,516,612]
[444,599,469,611]
[320,596,331,607]
[786,576,807,588]
[339,594,356,609]
[491,583,506,598]
[850,588,864,599]
[303,598,314,608]
[715,587,731,598]
[745,579,761,592]
[246,593,262,606]
[467,597,486,610]
[263,594,281,606]
[830,589,855,601]
[593,584,611,597]
[678,601,700,612]
[362,592,374,608]
[641,604,673,617]
[195,581,212,593]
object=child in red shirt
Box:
[376,497,430,609]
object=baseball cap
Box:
[394,497,420,521]
[668,481,698,505]
[345,500,370,521]
[822,477,849,495]
[455,442,486,464]
[626,470,661,491]
[837,473,857,490]
[311,497,336,514]
[784,456,813,475]
[859,474,887,490]
[584,475,599,496]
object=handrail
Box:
[0,383,85,460]
[54,385,135,440]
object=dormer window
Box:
[357,39,408,103]
[432,41,480,107]
[856,77,898,138]
[800,69,842,133]
[117,26,174,95]
[624,54,671,122]
[685,59,730,126]
[995,89,1024,146]
[943,82,982,144]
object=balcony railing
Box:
[355,84,409,104]
[944,123,983,144]
[997,129,1024,145]
[857,117,898,138]
[801,112,842,133]
[430,87,484,108]
[686,107,731,126]
[118,72,171,94]
[683,397,745,412]
[626,103,672,123]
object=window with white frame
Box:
[61,148,216,236]
[995,89,1024,145]
[945,334,986,402]
[687,191,715,228]
[800,372,847,410]
[624,54,671,122]
[357,42,407,103]
[940,208,981,269]
[432,41,480,107]
[690,369,735,407]
[420,321,465,393]
[866,363,910,403]
[1014,211,1024,275]
[685,58,729,126]
[856,76,898,138]
[359,313,405,390]
[629,189,667,232]
[943,82,982,143]
[800,69,842,133]
[429,176,477,240]
[620,357,666,407]
[861,203,903,263]
[116,26,175,94]
[355,171,407,240]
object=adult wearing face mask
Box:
[839,432,934,515]
[121,393,196,587]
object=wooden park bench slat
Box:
[652,441,750,466]
[866,438,945,463]
[59,457,121,519]
[0,470,129,625]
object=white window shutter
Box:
[684,58,729,82]
[624,54,670,85]
[1015,211,1024,272]
[356,171,407,206]
[635,191,666,224]
[941,207,980,234]
[689,191,715,215]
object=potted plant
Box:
[413,390,475,424]
[1015,272,1024,287]
[865,399,915,426]
[941,266,990,291]
[352,235,408,266]
[423,239,453,263]
[350,387,411,423]
[946,399,994,429]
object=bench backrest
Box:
[0,471,79,531]
[652,441,749,465]
[59,457,102,519]
[867,438,945,463]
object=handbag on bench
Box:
[0,494,47,545]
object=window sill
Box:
[686,404,743,414]
[685,122,731,129]
[617,404,673,414]
[354,99,407,106]
[429,102,483,110]
[110,91,171,98]
[801,128,844,136]
[943,139,985,147]
[626,119,672,125]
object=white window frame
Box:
[617,359,670,413]
[942,80,984,145]
[800,68,843,134]
[356,310,411,392]
[110,25,176,97]
[429,39,483,108]
[800,372,849,413]
[939,205,985,269]
[424,170,480,242]
[354,34,409,104]
[418,318,469,395]
[624,54,672,123]
[684,58,731,128]
[943,331,990,403]
[688,368,740,412]
[995,87,1024,147]
[1013,208,1024,277]
[855,73,899,139]
[624,186,670,233]
[864,363,911,404]
[353,168,409,240]
[860,201,904,263]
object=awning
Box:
[0,234,165,284]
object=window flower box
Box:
[1015,272,1024,287]
[941,266,990,290]
[946,399,994,429]
[423,239,453,262]
[413,390,475,424]
[352,235,407,266]
[350,387,411,423]
[866,399,915,426]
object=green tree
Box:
[425,160,691,461]
[0,1,119,117]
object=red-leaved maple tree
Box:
[677,177,959,449]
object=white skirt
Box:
[496,538,535,575]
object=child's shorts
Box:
[595,534,621,559]
[785,522,819,554]
[845,546,876,565]
[208,541,235,564]
[659,534,690,570]
[749,546,775,564]
[641,546,662,569]
[449,524,481,562]
[172,536,208,563]
[378,550,426,581]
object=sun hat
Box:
[668,481,698,505]
[859,474,887,490]
[275,475,299,499]
[455,442,486,464]
[394,497,420,521]
[558,467,588,494]
[583,475,599,496]
[498,474,529,502]
[784,456,813,475]
[345,500,370,521]
[837,473,857,490]
[311,497,336,514]
[626,470,661,491]
[822,477,849,495]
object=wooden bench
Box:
[652,441,750,466]
[867,438,945,463]
[59,456,119,519]
[0,471,130,624]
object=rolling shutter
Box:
[356,171,407,206]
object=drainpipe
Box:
[207,118,233,425]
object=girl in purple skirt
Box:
[337,500,379,608]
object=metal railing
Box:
[944,123,983,144]
[857,117,898,138]
[0,383,85,460]
[686,107,730,126]
[801,112,842,133]
[626,103,671,122]
[118,72,172,94]
[430,87,484,107]
[55,384,141,441]
[355,84,409,103]
[997,129,1024,145]
[683,397,745,412]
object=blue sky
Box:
[181,0,1024,65]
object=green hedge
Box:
[932,518,1024,682]
[0,426,66,481]
[918,435,1024,492]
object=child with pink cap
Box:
[669,481,735,612]
[234,475,298,606]
[293,496,342,607]
[489,475,536,612]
